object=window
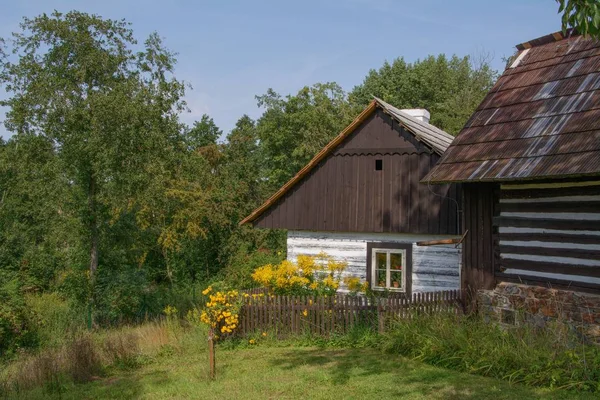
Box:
[375,159,383,171]
[366,243,412,294]
[372,249,405,291]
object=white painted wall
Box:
[287,231,461,293]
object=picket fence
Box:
[237,289,463,336]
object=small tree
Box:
[188,286,240,379]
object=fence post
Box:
[208,328,216,379]
[377,301,385,334]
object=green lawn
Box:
[13,345,596,399]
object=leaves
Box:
[557,0,600,38]
[349,54,497,135]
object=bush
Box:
[0,278,39,356]
[25,292,83,349]
[381,312,600,392]
[251,253,347,296]
[219,248,285,289]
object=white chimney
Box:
[400,109,430,124]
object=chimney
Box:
[400,109,430,124]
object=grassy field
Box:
[11,344,596,400]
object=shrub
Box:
[251,253,347,296]
[381,312,600,392]
[219,247,285,289]
[0,277,39,356]
[25,292,83,349]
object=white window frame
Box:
[371,248,406,292]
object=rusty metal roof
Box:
[424,31,600,183]
[374,97,454,154]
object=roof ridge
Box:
[515,29,577,51]
[372,97,455,153]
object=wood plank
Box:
[500,201,600,213]
[498,258,600,277]
[416,238,462,246]
[493,216,600,231]
[496,272,600,292]
[500,186,600,200]
[499,245,600,260]
[496,233,600,244]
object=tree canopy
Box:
[349,54,497,135]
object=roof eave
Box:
[421,170,600,185]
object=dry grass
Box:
[0,319,184,397]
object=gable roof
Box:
[424,31,600,184]
[240,98,455,225]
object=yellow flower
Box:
[202,286,212,296]
[302,309,308,317]
[249,339,256,345]
[262,332,267,337]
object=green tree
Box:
[0,11,186,320]
[349,54,496,135]
[256,82,354,188]
[184,114,223,150]
[558,0,600,38]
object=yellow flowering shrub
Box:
[190,286,240,339]
[251,253,347,296]
[343,276,369,295]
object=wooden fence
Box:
[238,289,463,336]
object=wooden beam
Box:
[416,237,460,246]
[498,258,600,277]
[493,216,600,231]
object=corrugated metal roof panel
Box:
[374,97,454,154]
[425,32,600,183]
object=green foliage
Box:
[219,247,285,289]
[0,277,38,355]
[558,0,600,39]
[381,312,600,392]
[349,54,497,135]
[256,83,355,188]
[24,293,83,349]
[184,114,223,149]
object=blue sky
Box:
[0,0,560,139]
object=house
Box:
[241,97,461,295]
[423,31,600,332]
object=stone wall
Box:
[478,282,600,341]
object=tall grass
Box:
[0,318,206,397]
[381,312,600,392]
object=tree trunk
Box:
[89,176,99,278]
[88,175,98,329]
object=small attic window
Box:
[375,159,383,171]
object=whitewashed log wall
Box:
[497,181,600,287]
[287,231,460,293]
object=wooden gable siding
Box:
[493,181,600,292]
[253,110,461,234]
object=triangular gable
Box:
[241,99,454,225]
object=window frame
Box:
[366,242,412,295]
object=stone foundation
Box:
[478,282,600,341]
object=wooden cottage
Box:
[424,32,600,330]
[242,98,461,295]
